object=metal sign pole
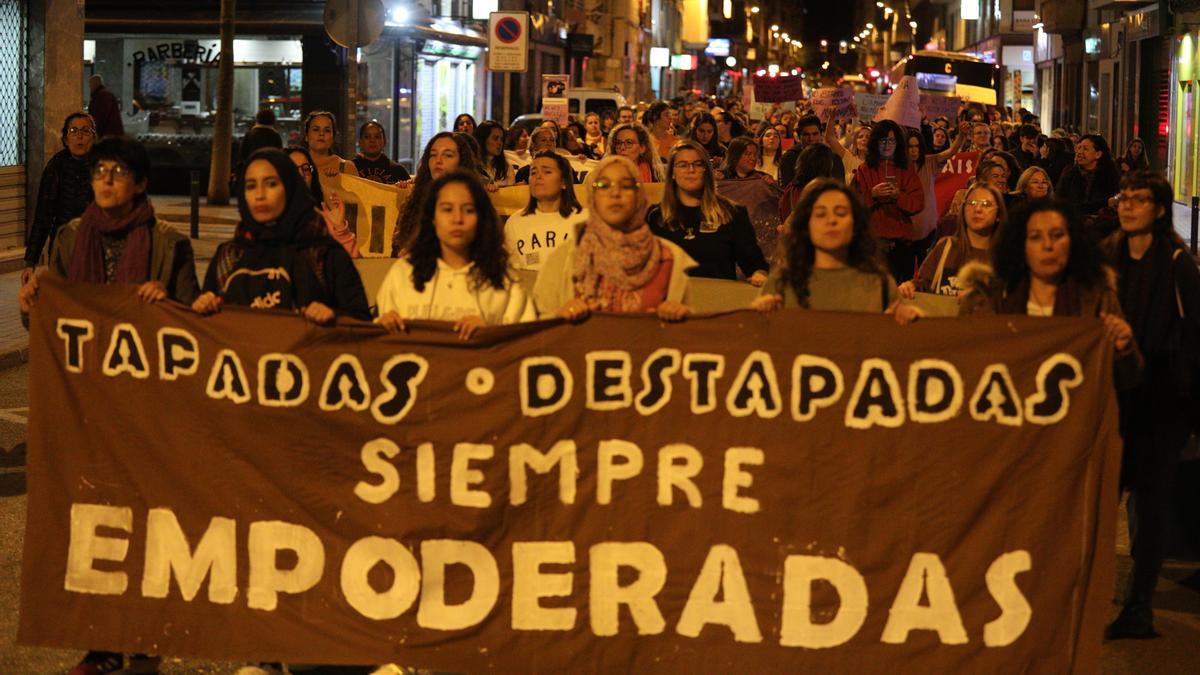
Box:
[502,73,511,127]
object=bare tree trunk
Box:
[206,0,236,204]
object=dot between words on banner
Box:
[466,367,495,395]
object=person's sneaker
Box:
[68,651,124,675]
[1105,602,1159,640]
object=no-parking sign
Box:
[488,11,528,72]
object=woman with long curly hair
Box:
[604,122,665,182]
[752,179,920,323]
[377,171,534,339]
[391,131,481,256]
[958,198,1141,385]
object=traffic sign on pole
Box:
[488,11,529,72]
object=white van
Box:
[565,88,627,117]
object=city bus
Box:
[888,50,1001,106]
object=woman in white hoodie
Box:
[504,151,588,271]
[377,171,534,339]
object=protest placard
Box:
[20,278,1119,672]
[854,93,889,123]
[809,85,856,120]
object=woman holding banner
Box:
[851,120,925,283]
[899,182,1006,298]
[194,148,369,322]
[303,111,359,181]
[648,141,769,284]
[392,132,482,256]
[751,178,921,324]
[533,155,694,321]
[377,171,533,338]
[958,199,1140,386]
[505,152,588,272]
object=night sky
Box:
[799,4,856,47]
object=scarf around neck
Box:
[67,197,155,284]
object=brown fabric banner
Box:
[19,275,1119,672]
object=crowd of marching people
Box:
[14,89,1200,674]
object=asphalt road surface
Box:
[0,361,1197,673]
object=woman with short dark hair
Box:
[23,112,98,285]
[851,119,925,282]
[1100,171,1200,639]
[453,113,477,135]
[354,120,410,184]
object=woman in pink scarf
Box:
[533,155,695,321]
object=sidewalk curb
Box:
[0,345,29,371]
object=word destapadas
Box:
[55,318,1084,429]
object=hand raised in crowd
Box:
[454,315,486,340]
[17,275,38,314]
[747,270,768,288]
[887,300,926,326]
[303,301,336,325]
[191,291,222,315]
[20,266,35,286]
[1101,312,1134,352]
[751,293,783,313]
[378,310,407,333]
[318,190,346,228]
[897,280,917,300]
[136,280,167,303]
[394,179,415,189]
[558,298,591,322]
[656,301,691,322]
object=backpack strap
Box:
[931,238,953,291]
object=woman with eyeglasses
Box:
[752,179,922,324]
[958,199,1141,383]
[303,110,359,182]
[899,183,1006,298]
[193,148,369,323]
[286,146,360,258]
[505,152,588,271]
[604,122,665,183]
[392,132,482,256]
[1099,171,1200,640]
[23,112,98,285]
[533,155,695,321]
[20,136,200,338]
[851,120,925,283]
[647,141,768,285]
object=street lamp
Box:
[771,24,779,32]
[750,6,760,14]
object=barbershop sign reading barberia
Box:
[132,41,221,67]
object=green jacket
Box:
[48,217,201,304]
